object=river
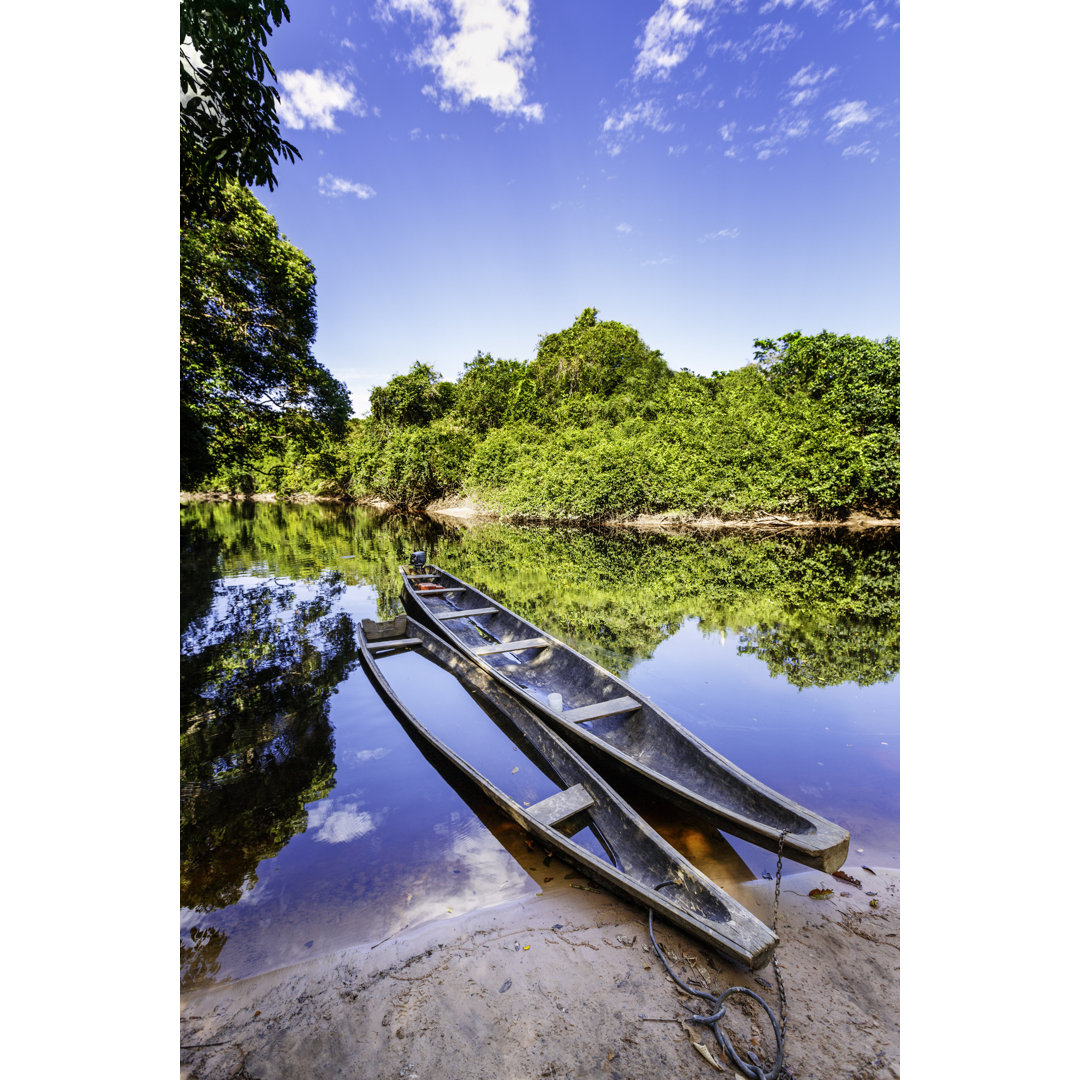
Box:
[180,500,899,992]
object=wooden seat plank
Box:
[473,636,550,656]
[562,695,642,724]
[368,637,422,651]
[416,587,466,595]
[361,616,408,641]
[526,783,595,827]
[433,607,498,620]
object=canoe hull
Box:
[358,614,777,969]
[400,565,850,874]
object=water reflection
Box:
[736,613,899,689]
[181,501,898,692]
[439,526,899,689]
[179,501,899,990]
[307,798,381,844]
[180,570,358,985]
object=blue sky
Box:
[254,0,899,414]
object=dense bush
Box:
[198,307,899,521]
[462,357,881,520]
[346,416,475,507]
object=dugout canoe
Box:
[400,564,850,874]
[357,614,778,969]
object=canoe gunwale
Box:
[357,614,778,969]
[399,565,850,874]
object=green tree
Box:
[529,307,671,409]
[181,180,351,489]
[369,362,456,428]
[181,0,301,222]
[454,352,531,432]
[754,331,899,508]
[754,331,899,434]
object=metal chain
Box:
[646,831,791,1080]
[772,831,788,1048]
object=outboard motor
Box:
[409,550,427,573]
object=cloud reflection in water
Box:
[307,799,382,844]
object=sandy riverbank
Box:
[423,497,899,532]
[180,865,898,1080]
[180,492,898,532]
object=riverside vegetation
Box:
[192,300,899,523]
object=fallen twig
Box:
[370,924,410,949]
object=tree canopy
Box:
[754,331,900,508]
[530,307,671,409]
[454,353,532,433]
[181,180,351,489]
[369,362,456,428]
[180,0,301,222]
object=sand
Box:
[180,865,899,1080]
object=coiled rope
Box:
[647,832,789,1080]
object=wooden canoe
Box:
[357,614,778,969]
[400,565,850,874]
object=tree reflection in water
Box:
[180,501,899,693]
[180,570,357,982]
[178,502,899,988]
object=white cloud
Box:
[841,140,879,161]
[601,98,673,154]
[279,69,366,131]
[749,104,811,158]
[824,99,877,140]
[668,143,689,156]
[386,0,543,121]
[616,222,633,234]
[787,63,837,106]
[633,0,716,81]
[735,94,812,157]
[787,64,832,106]
[341,37,357,50]
[318,174,377,199]
[377,0,443,23]
[641,256,674,267]
[759,0,834,13]
[755,140,787,160]
[749,20,800,53]
[835,2,897,32]
[780,114,810,138]
[713,20,799,61]
[699,227,740,240]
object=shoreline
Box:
[180,492,899,532]
[180,866,899,1080]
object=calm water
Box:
[180,501,899,991]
